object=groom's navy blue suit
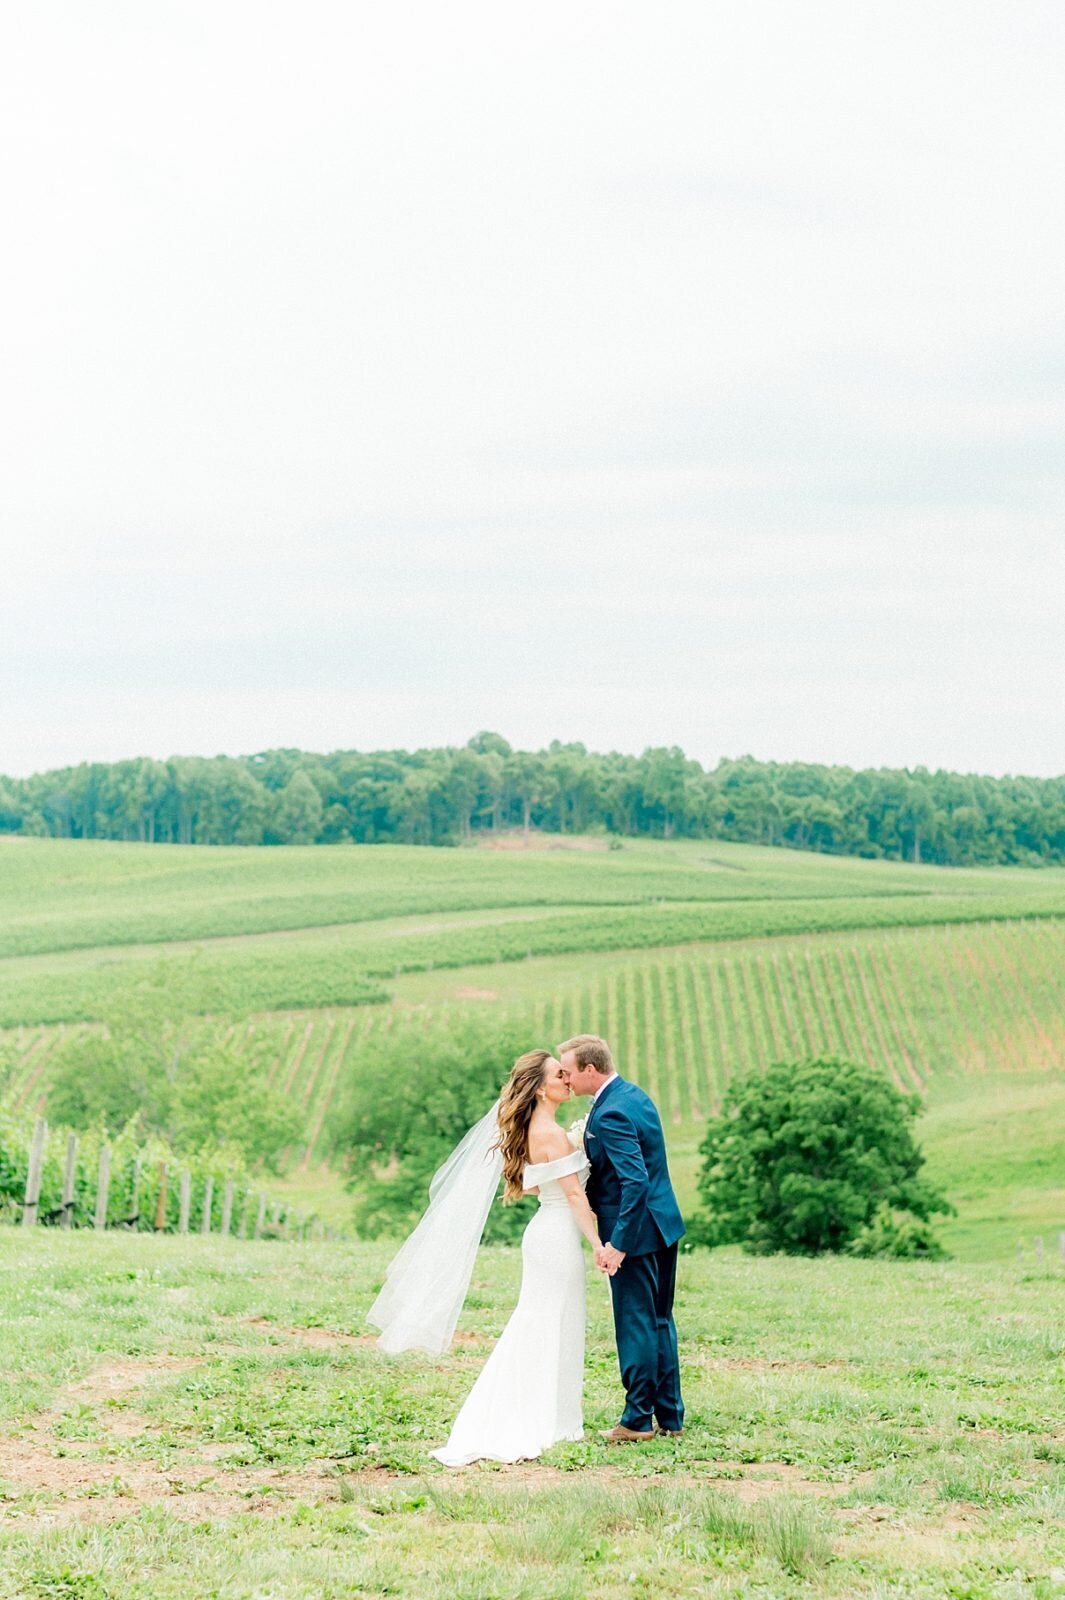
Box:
[584,1077,685,1434]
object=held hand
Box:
[601,1242,626,1276]
[593,1243,610,1274]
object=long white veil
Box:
[366,1099,503,1355]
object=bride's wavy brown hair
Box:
[494,1049,552,1203]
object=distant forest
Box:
[1,736,1063,866]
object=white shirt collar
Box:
[592,1072,618,1102]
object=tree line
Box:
[1,734,1062,866]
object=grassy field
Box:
[0,1230,1063,1599]
[918,1075,1065,1261]
[2,834,1063,1261]
[2,836,1065,1027]
[8,836,1061,958]
[2,835,1063,1594]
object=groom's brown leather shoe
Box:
[600,1424,655,1443]
[654,1424,683,1438]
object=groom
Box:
[559,1034,685,1443]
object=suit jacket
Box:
[584,1077,685,1256]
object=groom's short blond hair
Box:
[558,1034,615,1075]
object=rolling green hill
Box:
[2,835,1062,1259]
[2,835,1064,1027]
[5,833,1065,956]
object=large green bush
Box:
[167,1038,299,1175]
[694,1056,952,1256]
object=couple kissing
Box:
[368,1034,685,1466]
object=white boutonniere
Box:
[566,1115,588,1150]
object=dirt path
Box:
[1,1321,1035,1539]
[0,1320,492,1528]
[0,1349,348,1528]
[0,1329,867,1532]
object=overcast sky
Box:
[2,1,1063,780]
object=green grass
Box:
[2,834,1064,1027]
[0,1229,1063,1598]
[0,940,389,1028]
[920,1074,1065,1261]
[6,835,1051,957]
[2,836,1061,1590]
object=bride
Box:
[367,1049,604,1466]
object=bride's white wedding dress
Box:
[432,1147,589,1467]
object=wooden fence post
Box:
[220,1179,234,1238]
[125,1158,141,1229]
[94,1145,111,1230]
[61,1132,78,1229]
[238,1189,250,1239]
[254,1193,266,1239]
[270,1201,283,1238]
[178,1170,191,1234]
[200,1177,213,1236]
[21,1117,47,1228]
[154,1162,168,1231]
[1034,1236,1044,1263]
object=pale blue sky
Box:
[2,1,1063,778]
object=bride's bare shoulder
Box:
[527,1123,572,1164]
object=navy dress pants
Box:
[607,1240,683,1433]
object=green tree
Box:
[48,1032,172,1132]
[694,1056,952,1256]
[545,741,598,833]
[467,731,512,759]
[0,782,23,832]
[641,746,693,838]
[169,1039,299,1172]
[270,769,324,845]
[333,1012,553,1242]
[445,749,484,840]
[475,749,506,832]
[504,751,556,840]
[387,768,439,845]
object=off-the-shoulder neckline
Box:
[524,1149,588,1172]
[527,1144,572,1165]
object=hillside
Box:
[2,836,1064,1027]
[2,835,1063,1260]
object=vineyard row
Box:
[4,919,1064,1156]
